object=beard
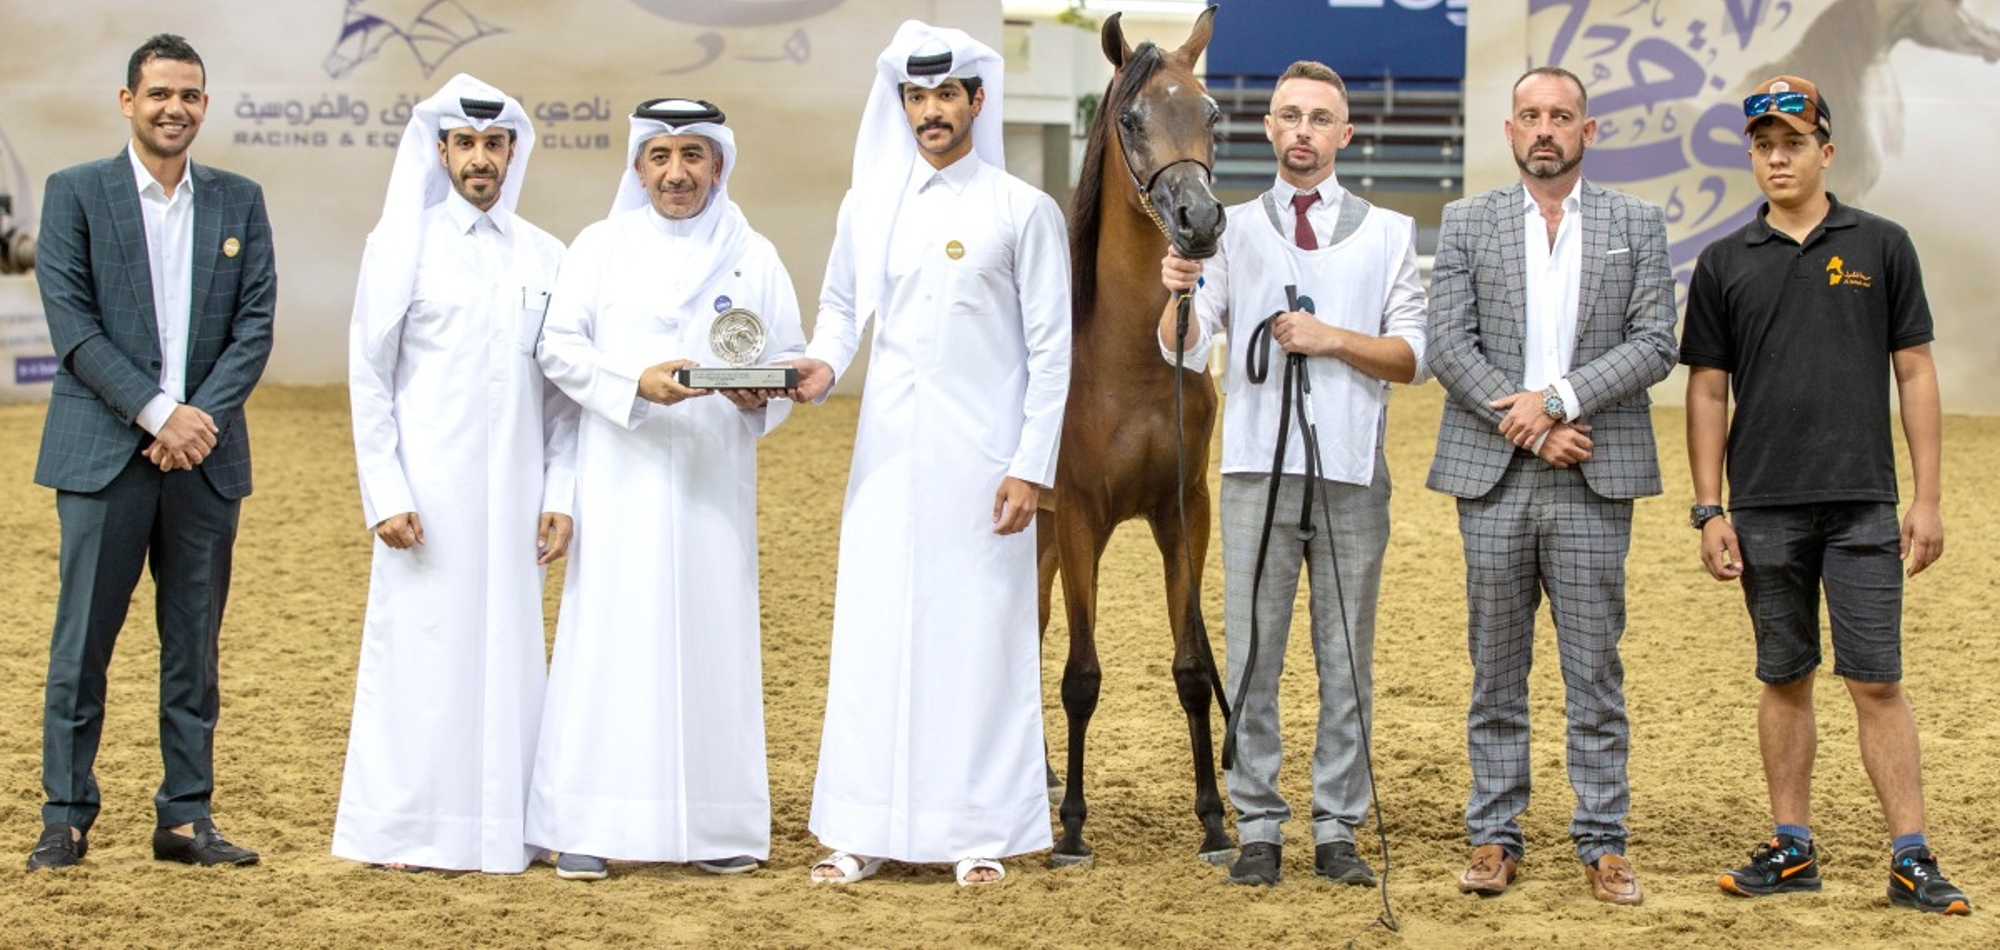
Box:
[1282,148,1322,175]
[1515,140,1581,179]
[452,166,503,208]
[136,119,198,159]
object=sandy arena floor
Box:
[2,383,1994,947]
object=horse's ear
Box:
[1101,12,1133,67]
[1172,5,1218,64]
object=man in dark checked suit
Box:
[1426,66,1676,905]
[27,34,274,871]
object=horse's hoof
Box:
[1050,851,1095,869]
[1197,846,1236,866]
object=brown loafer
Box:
[1458,844,1518,896]
[1586,853,1644,905]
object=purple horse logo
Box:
[325,0,505,78]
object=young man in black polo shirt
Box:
[1682,74,1967,916]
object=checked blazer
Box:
[1425,180,1676,501]
[33,151,276,499]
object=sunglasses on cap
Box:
[1743,91,1814,120]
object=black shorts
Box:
[1733,503,1903,685]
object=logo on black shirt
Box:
[1826,255,1873,289]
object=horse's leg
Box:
[1151,490,1234,863]
[1035,508,1061,795]
[1051,511,1108,867]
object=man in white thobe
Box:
[792,22,1071,887]
[336,74,577,874]
[527,99,803,881]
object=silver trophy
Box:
[676,307,798,390]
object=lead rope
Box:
[1237,286,1399,940]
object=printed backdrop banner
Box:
[1468,0,2000,413]
[0,0,994,389]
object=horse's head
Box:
[1100,8,1225,260]
[1898,0,2000,61]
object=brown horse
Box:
[1037,7,1232,866]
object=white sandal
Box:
[954,857,1005,887]
[810,851,883,884]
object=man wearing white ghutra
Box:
[791,21,1071,888]
[527,98,803,882]
[337,73,578,874]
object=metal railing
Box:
[1208,76,1464,194]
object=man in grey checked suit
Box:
[27,34,273,871]
[1426,66,1675,905]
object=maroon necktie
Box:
[1291,191,1318,250]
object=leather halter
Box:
[1122,140,1213,240]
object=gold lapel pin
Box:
[223,237,241,259]
[945,240,965,260]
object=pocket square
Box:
[1606,247,1630,256]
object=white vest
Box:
[1216,198,1408,485]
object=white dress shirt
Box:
[129,144,195,435]
[1520,178,1584,421]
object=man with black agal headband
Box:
[793,21,1070,888]
[336,74,575,875]
[527,98,803,882]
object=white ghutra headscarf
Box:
[352,73,535,352]
[845,21,1006,324]
[610,98,749,315]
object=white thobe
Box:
[336,194,575,873]
[805,154,1071,863]
[526,206,802,862]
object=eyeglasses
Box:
[1271,108,1344,132]
[1743,91,1814,121]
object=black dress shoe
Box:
[152,819,259,866]
[27,823,87,871]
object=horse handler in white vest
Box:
[1158,61,1427,888]
[335,74,577,874]
[789,21,1070,887]
[525,98,803,881]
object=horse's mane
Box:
[1070,42,1166,325]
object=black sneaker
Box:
[1313,841,1376,886]
[1888,847,1971,915]
[1719,834,1820,897]
[1227,841,1281,886]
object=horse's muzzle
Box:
[1153,164,1224,261]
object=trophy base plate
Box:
[675,366,799,390]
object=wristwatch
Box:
[1689,504,1727,530]
[1541,385,1567,422]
